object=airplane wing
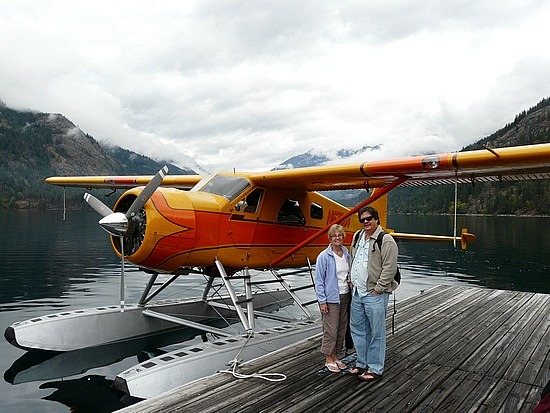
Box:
[45,143,550,192]
[247,143,550,191]
[45,175,204,190]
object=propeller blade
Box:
[125,166,169,219]
[83,193,114,217]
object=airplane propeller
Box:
[83,193,114,217]
[84,166,169,312]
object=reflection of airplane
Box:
[5,143,550,399]
[40,374,127,413]
[4,335,167,385]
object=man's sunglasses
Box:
[359,216,375,223]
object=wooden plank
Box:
[387,289,517,380]
[450,373,496,412]
[477,378,517,412]
[501,382,538,413]
[459,292,537,375]
[519,385,545,413]
[413,370,470,413]
[489,294,550,381]
[518,295,550,386]
[367,363,451,411]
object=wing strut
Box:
[269,177,408,268]
[453,178,458,248]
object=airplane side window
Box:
[243,188,263,213]
[277,199,306,226]
[310,202,323,220]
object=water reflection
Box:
[0,210,120,305]
[41,375,127,413]
[389,214,550,295]
[4,330,205,385]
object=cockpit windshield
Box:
[190,174,250,201]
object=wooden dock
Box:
[116,285,550,412]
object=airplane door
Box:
[229,188,263,246]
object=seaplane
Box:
[5,142,550,400]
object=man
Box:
[347,206,398,381]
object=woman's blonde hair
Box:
[327,223,345,238]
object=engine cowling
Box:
[110,187,198,273]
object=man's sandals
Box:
[348,367,382,382]
[358,371,382,382]
[348,366,365,375]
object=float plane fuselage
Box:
[45,143,550,276]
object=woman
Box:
[315,224,351,372]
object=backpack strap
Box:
[352,229,364,249]
[373,230,386,252]
[355,230,385,253]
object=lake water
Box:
[0,210,549,412]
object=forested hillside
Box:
[0,103,195,209]
[389,98,550,215]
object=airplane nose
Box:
[126,189,197,272]
[99,212,129,236]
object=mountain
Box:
[273,146,382,207]
[274,145,381,170]
[0,104,198,209]
[276,98,550,214]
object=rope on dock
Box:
[218,331,287,382]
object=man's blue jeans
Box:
[350,290,390,375]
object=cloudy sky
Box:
[1,1,550,173]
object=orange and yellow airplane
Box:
[46,142,550,274]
